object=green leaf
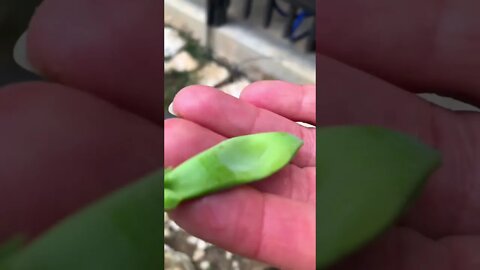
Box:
[316,126,441,269]
[2,169,164,270]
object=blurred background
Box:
[164,0,316,269]
[164,0,316,118]
[0,0,41,86]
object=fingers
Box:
[25,0,162,122]
[172,86,316,167]
[0,82,162,242]
[318,0,480,105]
[333,227,480,270]
[164,118,315,203]
[331,227,449,270]
[252,166,316,204]
[164,118,223,167]
[318,55,480,237]
[169,187,315,270]
[240,81,316,124]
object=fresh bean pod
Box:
[316,126,441,269]
[1,170,164,270]
[164,132,304,210]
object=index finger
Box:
[240,81,316,125]
[23,0,162,123]
[172,85,316,167]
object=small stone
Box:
[192,249,205,261]
[199,261,210,270]
[165,27,186,58]
[186,236,199,245]
[197,62,230,87]
[196,239,209,250]
[225,251,233,260]
[165,51,199,73]
[165,15,173,24]
[169,220,181,231]
[219,78,251,98]
[232,260,240,270]
[164,245,195,270]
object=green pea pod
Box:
[316,126,441,269]
[164,132,304,210]
[1,170,164,270]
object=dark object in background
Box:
[207,0,231,26]
[0,0,42,86]
[207,0,315,52]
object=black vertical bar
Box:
[215,0,229,26]
[207,0,216,26]
[207,0,229,27]
[244,0,253,18]
[264,0,274,28]
[283,4,298,38]
[306,19,315,52]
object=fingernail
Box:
[297,122,316,128]
[168,102,177,116]
[13,31,40,74]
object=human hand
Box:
[165,81,316,270]
[1,0,162,244]
[319,1,480,268]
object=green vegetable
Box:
[1,170,164,270]
[164,132,304,210]
[0,236,24,265]
[316,126,441,269]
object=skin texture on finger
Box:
[332,227,480,270]
[318,0,480,105]
[164,118,223,167]
[172,85,316,167]
[27,0,162,123]
[169,187,315,270]
[240,81,316,124]
[251,166,316,204]
[0,82,163,243]
[318,55,480,237]
[165,118,315,203]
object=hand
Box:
[319,1,480,268]
[165,81,316,270]
[0,0,162,243]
